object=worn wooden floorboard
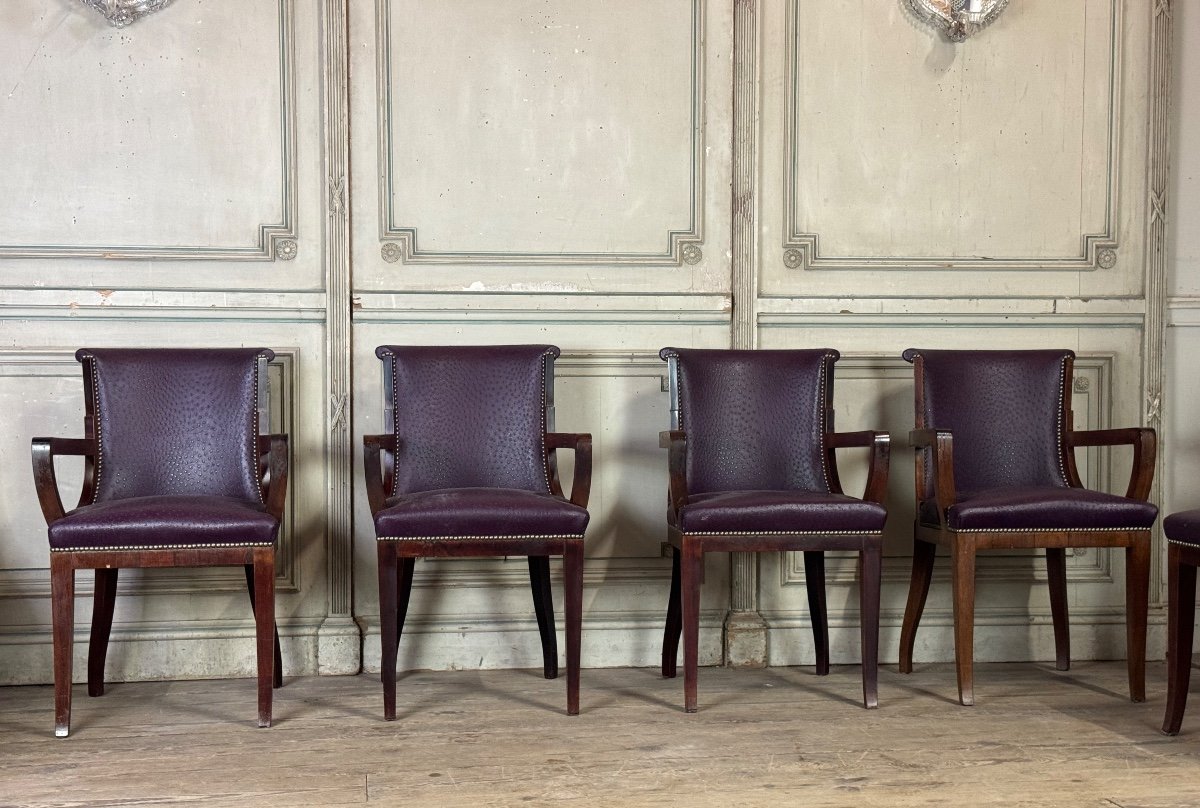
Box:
[1,662,1198,807]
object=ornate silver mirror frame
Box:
[904,0,1010,42]
[78,0,177,28]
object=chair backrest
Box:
[903,348,1073,494]
[376,345,558,496]
[78,348,272,505]
[660,347,837,494]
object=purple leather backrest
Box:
[79,348,271,504]
[377,345,557,496]
[903,348,1072,494]
[661,348,837,495]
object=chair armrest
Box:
[31,437,97,526]
[257,434,289,520]
[909,428,956,527]
[659,430,689,522]
[546,432,593,509]
[1067,427,1156,501]
[825,431,891,505]
[363,434,395,515]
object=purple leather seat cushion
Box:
[48,495,279,550]
[678,490,887,534]
[374,487,590,538]
[1164,509,1200,545]
[919,487,1158,531]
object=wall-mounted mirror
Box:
[904,0,1010,42]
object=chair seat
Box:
[47,495,279,551]
[919,486,1158,532]
[1164,510,1200,546]
[677,490,887,534]
[374,487,589,539]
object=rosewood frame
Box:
[659,352,890,713]
[898,352,1156,707]
[31,354,289,737]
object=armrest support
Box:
[363,434,395,515]
[825,431,891,505]
[909,428,956,528]
[257,434,289,521]
[31,437,97,526]
[546,432,593,509]
[1067,427,1156,501]
[659,430,688,522]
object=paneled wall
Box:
[0,0,1181,686]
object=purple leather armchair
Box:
[899,348,1156,706]
[363,345,591,719]
[32,348,288,737]
[658,348,890,712]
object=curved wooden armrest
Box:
[909,428,956,527]
[257,434,289,520]
[363,434,396,515]
[1067,427,1156,500]
[31,437,97,526]
[659,430,688,521]
[546,432,593,509]
[826,431,891,505]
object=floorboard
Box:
[1,662,1198,807]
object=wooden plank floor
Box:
[2,662,1199,807]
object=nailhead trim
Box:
[681,529,883,537]
[90,356,103,504]
[378,534,583,542]
[951,526,1148,533]
[51,541,274,553]
[1167,538,1200,548]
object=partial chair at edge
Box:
[363,344,591,720]
[32,348,287,737]
[658,347,890,713]
[1162,509,1200,735]
[897,348,1156,706]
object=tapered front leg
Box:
[563,541,584,716]
[528,555,558,679]
[50,554,75,738]
[681,540,703,713]
[951,536,977,706]
[1163,543,1196,735]
[1125,539,1150,703]
[252,548,275,728]
[859,545,882,709]
[378,544,399,721]
[1046,547,1070,671]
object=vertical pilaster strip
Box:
[317,0,360,672]
[725,0,768,666]
[1144,0,1171,605]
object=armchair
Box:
[658,348,890,712]
[364,345,591,719]
[32,348,287,736]
[898,348,1156,706]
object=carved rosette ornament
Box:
[380,242,402,264]
[276,239,298,261]
[904,0,1009,42]
[78,0,177,28]
[1097,249,1118,269]
[681,244,703,265]
[783,249,804,269]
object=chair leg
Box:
[662,547,682,678]
[251,548,275,728]
[1163,543,1196,735]
[396,557,416,641]
[88,568,118,698]
[1046,547,1070,671]
[1126,539,1150,703]
[50,554,75,738]
[803,551,830,676]
[681,540,703,713]
[899,535,937,674]
[951,536,977,706]
[378,545,399,721]
[528,555,558,680]
[859,544,882,709]
[244,565,283,689]
[563,540,584,716]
